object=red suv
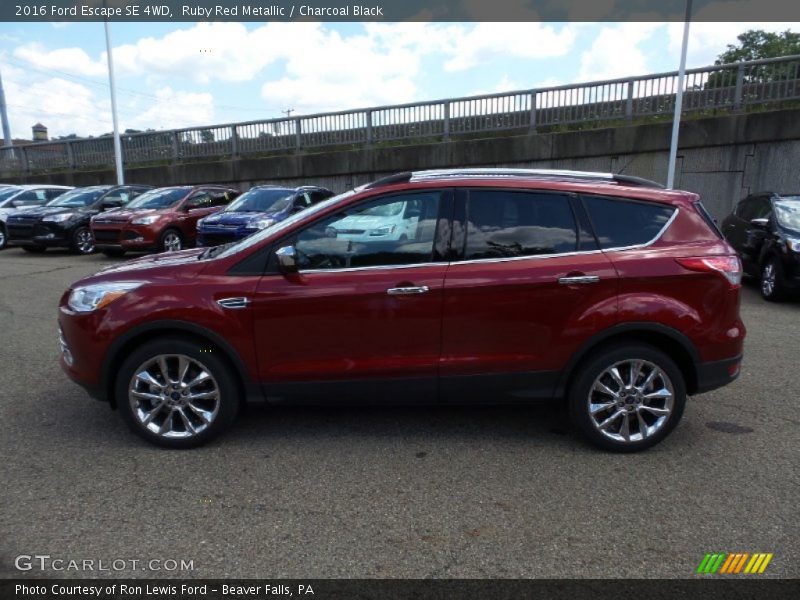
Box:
[58,170,745,451]
[90,185,239,256]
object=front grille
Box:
[7,222,34,239]
[93,229,121,242]
[336,229,366,235]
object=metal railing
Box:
[2,55,799,178]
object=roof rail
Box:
[365,168,664,189]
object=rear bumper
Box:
[694,354,743,394]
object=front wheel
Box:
[760,257,786,301]
[159,229,183,252]
[116,337,240,448]
[568,344,686,452]
[70,226,95,255]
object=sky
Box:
[0,21,797,140]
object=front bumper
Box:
[92,224,160,251]
[58,306,109,402]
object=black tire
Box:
[69,226,95,255]
[101,248,126,258]
[22,245,46,253]
[760,256,786,302]
[115,337,240,449]
[568,343,686,453]
[0,223,7,250]
[158,228,183,252]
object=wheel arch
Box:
[555,323,701,398]
[101,320,261,408]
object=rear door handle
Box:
[558,275,600,285]
[387,285,430,296]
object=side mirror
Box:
[275,245,298,274]
[750,217,769,229]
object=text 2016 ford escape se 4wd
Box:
[58,169,745,451]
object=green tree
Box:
[706,30,800,89]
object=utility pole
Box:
[667,0,692,189]
[283,108,295,118]
[104,19,124,184]
[0,68,12,147]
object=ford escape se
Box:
[58,169,745,451]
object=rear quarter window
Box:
[582,195,675,249]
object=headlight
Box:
[370,225,395,236]
[251,217,277,230]
[43,213,74,223]
[68,281,144,313]
[787,239,800,252]
[131,215,160,225]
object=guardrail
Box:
[2,55,799,177]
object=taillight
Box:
[675,256,742,286]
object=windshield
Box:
[127,187,189,210]
[226,188,293,213]
[0,187,22,207]
[774,198,800,231]
[215,188,359,259]
[49,187,108,207]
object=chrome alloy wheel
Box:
[163,231,182,252]
[587,359,674,443]
[76,228,94,254]
[128,354,220,439]
[761,262,776,297]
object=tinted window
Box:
[294,192,441,270]
[464,190,577,260]
[45,188,68,200]
[582,195,675,249]
[209,189,236,207]
[310,190,333,204]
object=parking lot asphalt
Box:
[0,248,797,580]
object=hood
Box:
[333,214,393,230]
[96,248,206,276]
[92,208,160,223]
[202,210,278,227]
[11,205,82,219]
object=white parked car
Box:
[0,184,73,249]
[326,199,422,242]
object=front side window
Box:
[294,191,441,270]
[582,195,675,249]
[464,190,577,260]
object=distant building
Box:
[32,123,48,141]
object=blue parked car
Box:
[196,185,334,247]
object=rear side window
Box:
[694,201,724,239]
[464,190,577,259]
[582,195,675,249]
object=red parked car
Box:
[90,185,239,256]
[59,169,745,451]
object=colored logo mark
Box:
[696,552,773,574]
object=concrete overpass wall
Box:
[7,108,800,220]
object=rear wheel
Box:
[568,344,686,452]
[0,223,7,250]
[760,257,786,301]
[70,226,95,255]
[116,337,240,448]
[101,248,126,258]
[159,229,183,252]
[22,245,46,253]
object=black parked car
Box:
[721,192,800,300]
[7,185,152,255]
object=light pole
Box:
[104,19,124,184]
[666,0,693,189]
[0,68,12,147]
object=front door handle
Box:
[387,285,430,296]
[558,275,600,285]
